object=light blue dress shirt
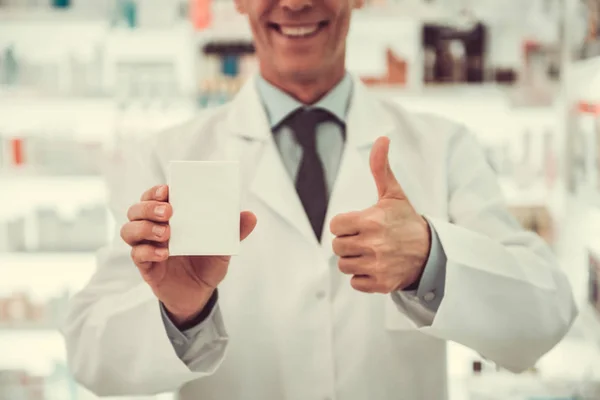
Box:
[162,74,448,358]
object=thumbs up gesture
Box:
[330,137,432,293]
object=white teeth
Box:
[280,25,319,37]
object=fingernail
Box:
[153,225,166,237]
[156,186,165,198]
[155,248,168,257]
[155,205,166,216]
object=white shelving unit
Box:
[0,322,61,331]
[1,2,599,400]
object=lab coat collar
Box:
[255,72,353,128]
[227,73,396,148]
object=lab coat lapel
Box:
[227,76,317,245]
[320,78,397,259]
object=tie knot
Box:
[284,108,340,151]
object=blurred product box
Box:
[360,49,408,87]
[467,376,600,400]
[0,292,43,325]
[0,135,104,176]
[466,358,600,400]
[136,0,181,28]
[0,217,28,252]
[0,290,70,328]
[0,205,107,253]
[44,363,75,400]
[36,205,108,252]
[422,22,491,85]
[0,42,105,97]
[197,42,255,108]
[0,370,45,400]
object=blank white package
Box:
[168,161,240,256]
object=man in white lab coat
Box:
[63,0,578,399]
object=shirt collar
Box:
[256,72,353,128]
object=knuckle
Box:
[364,209,385,231]
[371,238,390,257]
[120,223,134,243]
[143,201,156,217]
[151,185,161,196]
[374,276,393,293]
[338,258,350,273]
[373,258,386,274]
[130,246,139,262]
[330,212,356,235]
[138,221,152,239]
[329,216,339,234]
[126,204,137,221]
[361,239,377,257]
[150,222,169,241]
[332,237,342,254]
[132,245,150,263]
[382,281,395,294]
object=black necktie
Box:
[284,108,340,241]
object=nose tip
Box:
[280,0,312,12]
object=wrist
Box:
[419,215,432,265]
[164,289,216,329]
[405,216,432,290]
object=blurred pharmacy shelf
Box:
[0,252,96,293]
[0,175,106,216]
[194,2,251,43]
[0,8,107,23]
[0,322,61,331]
[0,3,597,399]
[0,251,95,265]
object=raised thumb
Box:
[240,211,258,241]
[369,137,406,200]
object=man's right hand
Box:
[120,184,257,328]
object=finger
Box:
[240,211,257,241]
[330,211,362,237]
[121,221,170,246]
[141,185,169,202]
[332,236,366,257]
[131,244,169,266]
[369,137,406,200]
[338,256,366,275]
[350,275,378,293]
[127,201,172,222]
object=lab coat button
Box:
[423,292,436,302]
[316,290,327,300]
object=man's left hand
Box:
[330,136,432,294]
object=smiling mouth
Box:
[268,21,329,39]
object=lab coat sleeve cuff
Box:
[394,218,447,312]
[180,301,229,371]
[416,218,447,310]
[159,292,225,368]
[160,303,193,359]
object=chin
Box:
[278,61,325,82]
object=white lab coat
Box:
[63,75,577,400]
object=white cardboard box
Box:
[168,161,240,256]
